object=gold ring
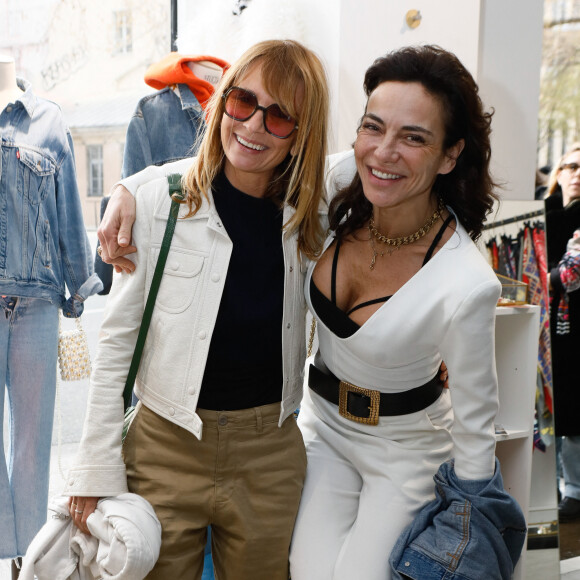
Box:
[97,246,103,257]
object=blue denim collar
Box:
[15,78,36,118]
[176,84,202,113]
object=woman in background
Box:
[545,144,580,522]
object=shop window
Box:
[87,145,104,197]
[113,11,132,54]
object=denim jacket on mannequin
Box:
[0,79,102,316]
[389,458,527,580]
[94,84,206,296]
[121,84,205,179]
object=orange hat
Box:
[144,53,230,109]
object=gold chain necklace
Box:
[368,198,444,270]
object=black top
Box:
[198,171,285,410]
[310,215,454,339]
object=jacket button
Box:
[286,323,291,329]
[211,273,220,282]
[6,106,12,112]
[169,407,175,416]
[404,562,410,567]
[198,331,207,340]
[189,388,196,395]
[170,261,179,270]
[218,416,228,426]
[289,266,293,272]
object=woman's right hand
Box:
[69,496,100,536]
[97,184,138,274]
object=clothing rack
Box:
[483,209,544,231]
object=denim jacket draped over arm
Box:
[389,458,527,580]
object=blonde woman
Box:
[64,40,329,580]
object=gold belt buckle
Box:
[338,380,380,425]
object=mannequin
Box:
[0,58,102,578]
[0,56,22,111]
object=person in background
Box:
[64,39,329,580]
[545,144,580,522]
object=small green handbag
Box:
[122,173,183,440]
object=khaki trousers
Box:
[123,402,307,580]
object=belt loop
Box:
[255,407,263,434]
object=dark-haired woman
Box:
[289,45,502,580]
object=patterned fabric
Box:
[556,228,580,335]
[523,227,553,415]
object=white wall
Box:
[333,1,482,155]
[477,1,545,201]
[177,0,544,201]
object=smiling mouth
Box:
[371,168,401,180]
[236,134,266,151]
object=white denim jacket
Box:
[64,158,309,497]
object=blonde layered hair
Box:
[182,39,329,260]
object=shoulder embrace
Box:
[135,176,172,219]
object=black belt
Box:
[308,364,443,425]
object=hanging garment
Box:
[143,53,229,109]
[522,227,554,449]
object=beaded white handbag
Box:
[57,315,91,381]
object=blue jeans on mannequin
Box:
[0,297,59,557]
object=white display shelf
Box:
[494,305,540,580]
[495,426,533,442]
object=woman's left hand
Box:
[69,496,100,535]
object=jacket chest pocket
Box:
[17,147,56,205]
[149,247,206,313]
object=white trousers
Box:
[290,386,454,580]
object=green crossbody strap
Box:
[122,173,184,411]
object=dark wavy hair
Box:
[329,45,498,241]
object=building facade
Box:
[538,0,580,169]
[0,0,170,228]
